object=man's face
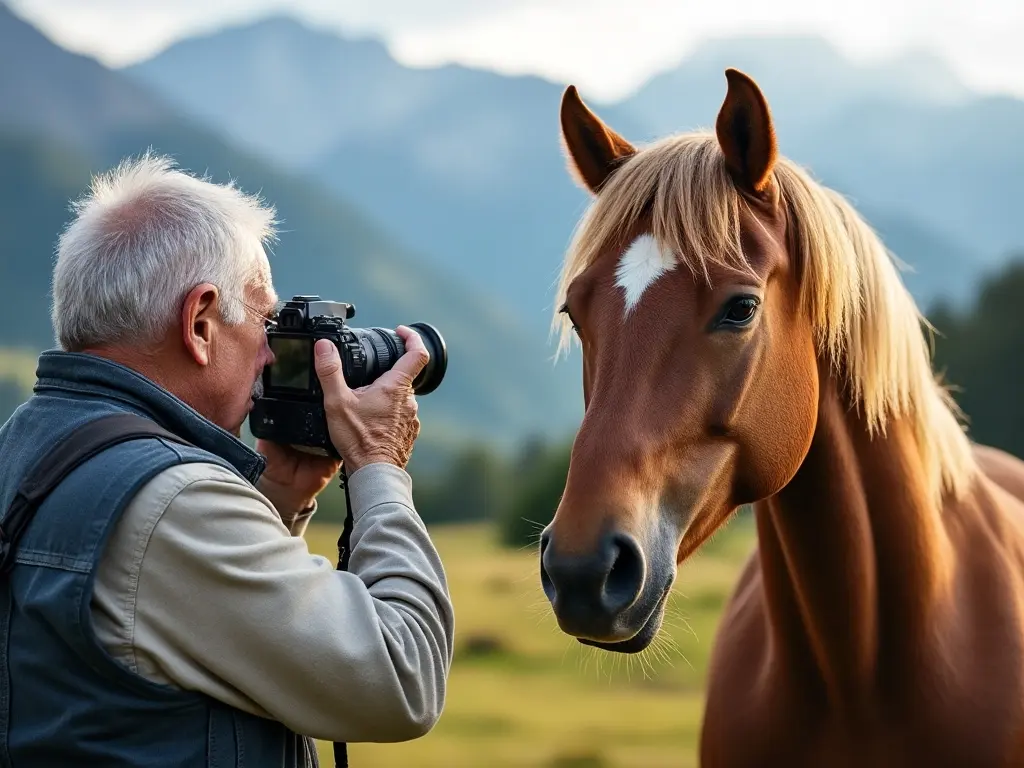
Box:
[208,281,278,437]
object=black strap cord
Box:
[336,464,355,572]
[331,463,356,768]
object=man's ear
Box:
[180,283,220,366]
[560,85,637,194]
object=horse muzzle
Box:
[539,525,674,653]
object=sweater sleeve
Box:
[92,460,454,744]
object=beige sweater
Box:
[89,460,454,744]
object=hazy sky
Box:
[8,0,1024,100]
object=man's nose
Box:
[539,528,646,640]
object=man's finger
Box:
[313,339,354,406]
[388,325,430,384]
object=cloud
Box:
[387,0,1024,100]
[7,0,1024,100]
[286,0,556,31]
[7,0,558,66]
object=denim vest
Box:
[0,351,319,767]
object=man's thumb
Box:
[314,339,349,394]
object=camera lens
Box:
[349,324,447,395]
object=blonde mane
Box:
[552,131,977,504]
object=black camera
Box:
[248,295,447,457]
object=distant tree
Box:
[413,443,511,525]
[498,439,573,549]
[0,377,26,425]
[928,256,1024,458]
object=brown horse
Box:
[540,68,1024,766]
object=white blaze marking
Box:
[614,234,677,314]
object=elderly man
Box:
[0,154,454,766]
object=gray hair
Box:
[51,152,278,351]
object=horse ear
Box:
[560,85,636,194]
[715,68,778,196]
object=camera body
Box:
[248,295,447,457]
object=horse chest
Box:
[699,582,1024,768]
[700,707,1024,768]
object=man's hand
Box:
[314,325,428,472]
[256,440,342,518]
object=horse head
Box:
[540,70,827,653]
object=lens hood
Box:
[408,322,447,395]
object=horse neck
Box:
[754,358,956,710]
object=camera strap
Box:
[336,466,355,572]
[332,464,356,768]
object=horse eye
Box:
[560,303,581,336]
[718,296,760,328]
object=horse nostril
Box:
[538,529,649,639]
[603,533,645,615]
[539,531,556,603]
[539,529,646,621]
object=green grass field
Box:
[0,348,40,393]
[302,516,758,768]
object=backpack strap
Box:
[0,413,193,574]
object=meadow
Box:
[303,514,758,768]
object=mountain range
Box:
[123,16,1024,323]
[3,2,1022,464]
[0,2,584,463]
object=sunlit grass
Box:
[0,347,39,391]
[302,515,757,768]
